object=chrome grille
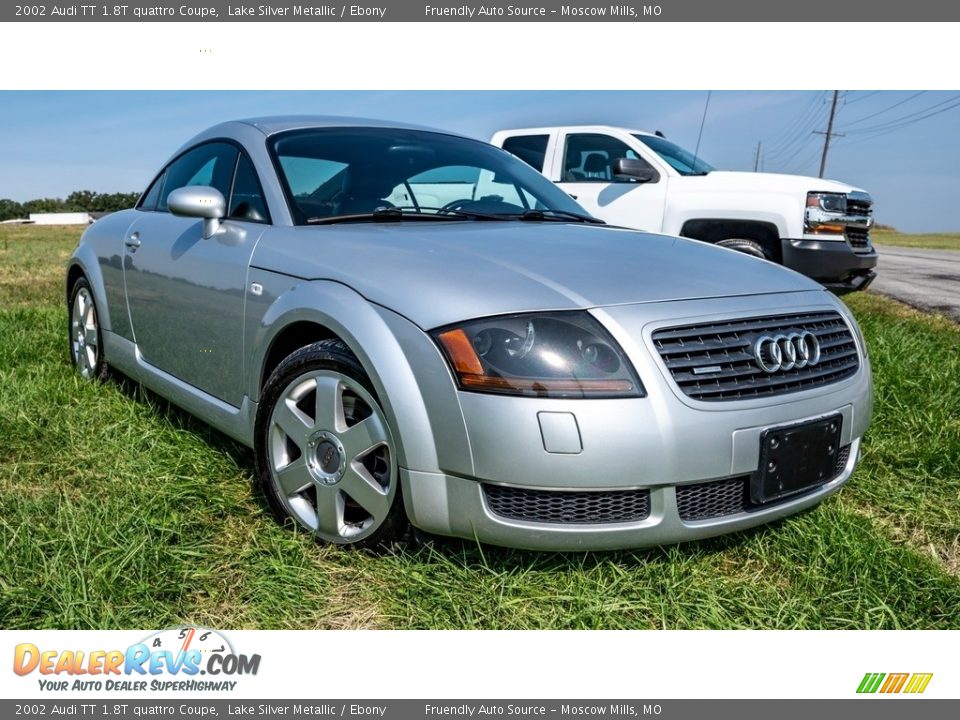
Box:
[845,195,874,254]
[483,484,651,524]
[652,312,860,401]
[676,443,852,522]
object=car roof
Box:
[177,115,473,160]
[235,115,450,136]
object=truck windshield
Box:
[270,127,591,224]
[633,135,715,176]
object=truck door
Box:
[555,131,668,231]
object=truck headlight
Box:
[433,312,644,398]
[807,192,847,213]
[805,192,848,234]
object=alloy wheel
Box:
[266,369,395,544]
[71,287,100,379]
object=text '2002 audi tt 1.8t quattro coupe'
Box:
[67,117,873,550]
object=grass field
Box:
[1,225,958,630]
[873,230,960,250]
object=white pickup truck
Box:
[491,125,878,293]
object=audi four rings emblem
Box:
[752,331,821,373]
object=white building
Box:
[28,212,92,225]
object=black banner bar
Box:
[2,700,957,719]
[4,0,958,22]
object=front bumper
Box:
[781,238,878,294]
[393,291,873,552]
[402,437,860,551]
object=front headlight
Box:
[805,192,848,234]
[807,192,847,213]
[433,311,644,399]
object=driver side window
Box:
[562,133,652,183]
[158,142,238,211]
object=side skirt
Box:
[103,330,257,448]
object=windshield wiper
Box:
[307,207,510,225]
[308,207,459,224]
[515,209,606,224]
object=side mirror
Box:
[612,158,657,184]
[168,186,226,239]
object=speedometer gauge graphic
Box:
[140,627,234,658]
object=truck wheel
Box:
[255,339,408,549]
[716,238,772,261]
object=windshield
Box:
[633,134,715,176]
[270,127,590,224]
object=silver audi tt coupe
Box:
[66,117,873,550]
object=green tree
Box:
[0,198,25,221]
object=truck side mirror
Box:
[612,158,657,184]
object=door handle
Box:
[125,232,141,249]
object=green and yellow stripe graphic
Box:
[857,672,933,694]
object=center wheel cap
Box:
[306,430,347,486]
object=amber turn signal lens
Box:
[436,328,484,375]
[808,223,846,234]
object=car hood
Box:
[252,222,821,329]
[681,171,866,195]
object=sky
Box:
[1,90,958,232]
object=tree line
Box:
[0,191,141,221]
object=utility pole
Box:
[753,141,762,172]
[816,90,844,178]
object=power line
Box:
[837,98,960,145]
[842,94,960,134]
[765,92,825,153]
[784,146,824,176]
[769,131,822,169]
[838,91,927,128]
[764,106,829,165]
[765,92,827,158]
[843,90,882,105]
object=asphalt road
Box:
[870,245,960,322]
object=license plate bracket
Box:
[751,414,843,504]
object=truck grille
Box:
[845,195,874,254]
[846,196,873,216]
[652,312,860,401]
[846,227,873,254]
[483,484,651,524]
[676,444,851,521]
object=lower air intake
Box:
[483,484,651,524]
[676,444,852,522]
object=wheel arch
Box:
[679,218,783,263]
[249,280,452,474]
[65,245,112,333]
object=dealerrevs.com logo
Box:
[13,627,261,692]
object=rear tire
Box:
[716,238,773,261]
[68,276,109,381]
[254,339,408,549]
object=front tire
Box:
[716,238,773,261]
[254,339,407,548]
[68,276,109,381]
